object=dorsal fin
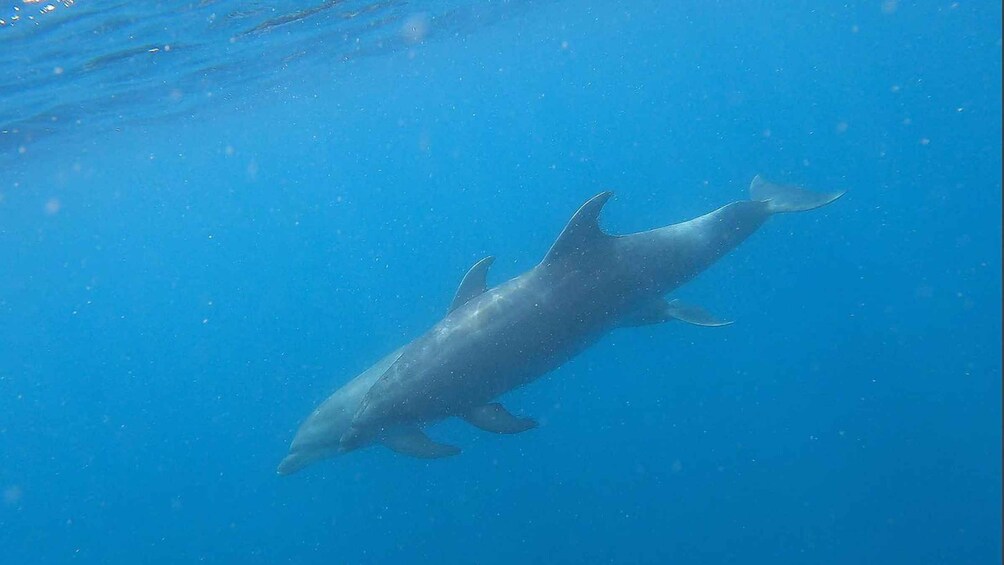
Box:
[541,192,614,266]
[448,256,494,313]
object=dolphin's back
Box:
[354,263,626,428]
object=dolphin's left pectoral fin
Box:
[381,428,461,459]
[664,299,733,327]
[622,298,732,328]
[463,403,537,434]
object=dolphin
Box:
[278,176,842,474]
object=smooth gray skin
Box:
[277,348,403,475]
[279,176,842,473]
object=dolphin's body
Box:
[278,177,842,474]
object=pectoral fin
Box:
[622,297,732,328]
[663,299,732,327]
[381,428,460,459]
[463,403,537,434]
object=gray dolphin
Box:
[278,176,842,474]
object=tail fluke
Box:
[750,175,845,213]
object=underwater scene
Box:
[0,1,1001,563]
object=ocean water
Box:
[1,1,1000,563]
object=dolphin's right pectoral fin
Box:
[463,403,538,434]
[622,297,732,328]
[381,428,461,459]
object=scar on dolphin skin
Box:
[277,176,844,475]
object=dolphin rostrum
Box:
[277,176,843,474]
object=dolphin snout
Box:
[277,453,308,476]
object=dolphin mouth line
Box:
[277,453,307,476]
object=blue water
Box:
[1,1,1000,563]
